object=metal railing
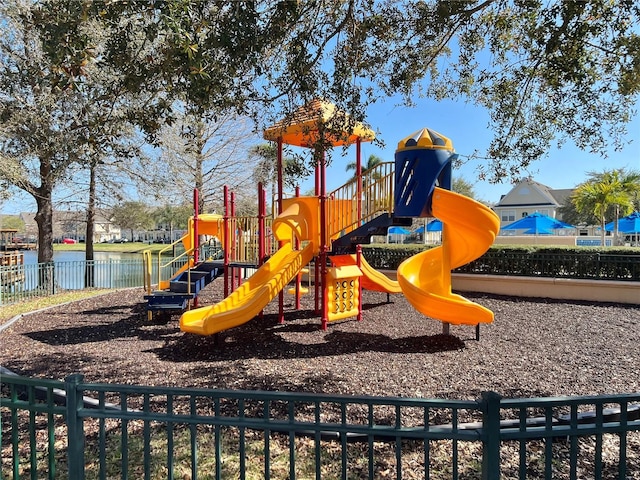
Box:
[2,373,639,479]
[327,162,395,240]
[456,251,640,281]
[0,259,150,306]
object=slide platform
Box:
[397,187,500,325]
[180,198,319,336]
[331,254,401,294]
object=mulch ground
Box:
[1,282,639,401]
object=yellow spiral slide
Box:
[397,187,500,325]
[180,198,319,336]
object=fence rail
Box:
[457,251,640,281]
[0,245,223,306]
[0,259,147,306]
[362,247,640,281]
[2,373,639,479]
[2,248,639,307]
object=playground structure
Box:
[143,99,500,336]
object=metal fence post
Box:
[50,261,56,295]
[481,391,502,480]
[65,373,86,480]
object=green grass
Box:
[0,289,112,323]
[3,421,470,480]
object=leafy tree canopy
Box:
[571,168,640,244]
[28,0,640,182]
[111,201,154,234]
[452,178,477,200]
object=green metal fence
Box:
[0,260,149,306]
[0,245,222,307]
[3,247,638,307]
[361,247,640,281]
[2,373,639,479]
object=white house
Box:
[492,179,602,240]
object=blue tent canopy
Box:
[415,219,442,233]
[388,226,410,235]
[605,212,640,234]
[502,212,574,234]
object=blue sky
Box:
[2,95,639,214]
[296,95,640,204]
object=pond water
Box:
[21,250,141,265]
[7,250,150,292]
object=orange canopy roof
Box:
[263,99,375,148]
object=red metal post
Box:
[223,185,230,297]
[258,182,265,266]
[314,151,321,314]
[320,150,328,330]
[192,188,199,308]
[258,182,266,319]
[277,137,285,324]
[294,185,301,310]
[231,191,237,292]
[356,139,362,222]
[193,188,199,264]
[356,244,363,322]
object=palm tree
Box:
[571,168,640,246]
[345,154,384,179]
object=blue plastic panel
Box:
[394,148,453,217]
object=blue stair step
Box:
[170,271,207,293]
[331,214,412,254]
[193,261,224,284]
[144,293,193,311]
[169,279,202,294]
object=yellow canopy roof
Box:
[263,99,375,148]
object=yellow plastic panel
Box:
[331,254,401,294]
[327,265,362,322]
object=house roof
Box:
[548,188,573,206]
[495,179,574,208]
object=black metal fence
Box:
[456,250,640,280]
[362,246,640,281]
[2,373,639,479]
[0,245,223,306]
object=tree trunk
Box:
[34,187,55,292]
[85,163,97,287]
[35,190,55,264]
[195,122,206,214]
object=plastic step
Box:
[144,293,193,311]
[169,279,204,294]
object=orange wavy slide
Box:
[180,198,319,336]
[331,254,401,294]
[397,187,500,325]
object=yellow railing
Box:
[327,161,395,240]
[157,235,194,291]
[146,216,277,294]
[227,216,276,264]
